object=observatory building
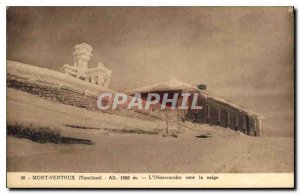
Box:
[61,43,112,88]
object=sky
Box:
[7,7,294,136]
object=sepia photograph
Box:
[6,6,295,188]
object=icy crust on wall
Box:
[6,60,160,122]
[7,88,163,133]
[7,60,115,96]
[6,78,158,122]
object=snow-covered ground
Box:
[7,135,293,173]
[7,88,294,173]
[7,88,170,136]
[7,88,243,138]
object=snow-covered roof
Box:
[124,78,264,118]
[124,78,208,97]
[208,96,265,119]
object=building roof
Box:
[124,78,264,118]
[124,78,208,97]
[208,96,265,119]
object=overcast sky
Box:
[7,7,294,136]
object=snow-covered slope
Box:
[7,88,170,134]
[7,60,114,96]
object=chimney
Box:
[197,84,207,91]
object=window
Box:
[226,111,230,126]
[206,105,209,118]
[235,115,239,130]
[217,109,220,125]
[243,117,246,133]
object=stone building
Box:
[125,78,264,136]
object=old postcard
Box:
[6,6,294,188]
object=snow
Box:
[6,90,292,174]
[124,77,207,97]
[7,88,248,139]
[7,60,263,120]
[208,96,265,119]
[7,60,115,95]
[124,77,264,119]
[7,88,172,134]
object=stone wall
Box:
[7,74,157,122]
